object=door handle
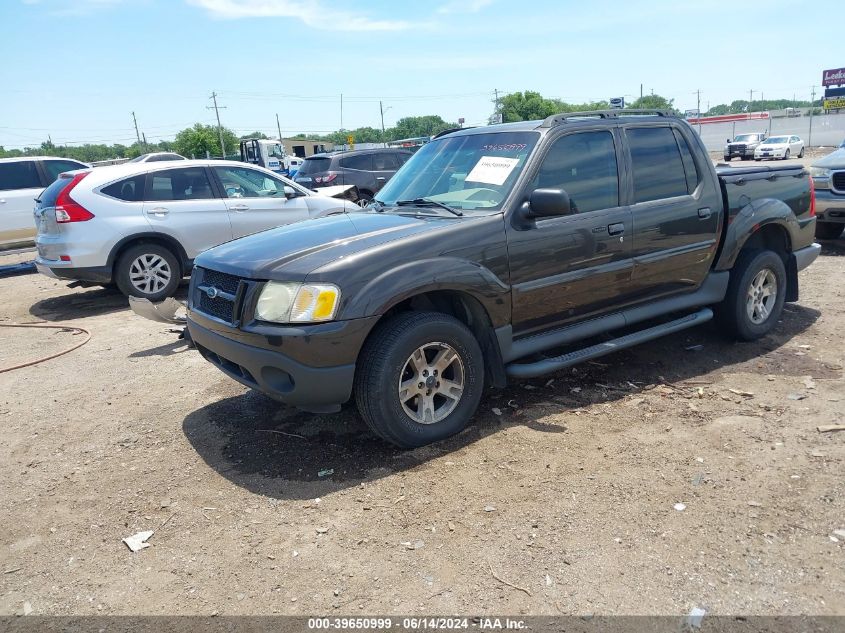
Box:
[376,177,386,181]
[148,207,169,216]
[229,204,249,212]
[607,223,625,236]
[697,207,712,219]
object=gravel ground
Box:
[0,181,843,617]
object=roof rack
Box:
[539,109,674,128]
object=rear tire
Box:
[716,249,786,341]
[723,156,731,162]
[354,311,484,448]
[115,243,181,301]
[815,221,843,240]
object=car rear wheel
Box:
[716,249,786,341]
[115,243,181,301]
[354,311,484,448]
[815,221,843,240]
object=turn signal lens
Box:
[255,282,340,323]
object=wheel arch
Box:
[356,287,508,389]
[108,232,191,277]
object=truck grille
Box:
[732,144,746,153]
[832,171,845,193]
[191,267,244,324]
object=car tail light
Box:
[55,172,94,223]
[316,173,337,184]
[808,176,816,217]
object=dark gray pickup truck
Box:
[187,110,820,448]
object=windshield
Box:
[763,136,789,144]
[375,131,540,211]
[733,135,760,142]
[268,143,284,158]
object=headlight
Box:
[255,281,340,323]
[809,167,831,178]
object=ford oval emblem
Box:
[206,286,219,299]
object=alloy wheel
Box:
[398,342,465,424]
[746,268,777,325]
[129,254,172,295]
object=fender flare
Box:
[107,232,191,273]
[340,257,511,327]
[714,198,798,270]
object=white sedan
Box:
[754,135,805,161]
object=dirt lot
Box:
[1,193,844,617]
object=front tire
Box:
[354,311,484,448]
[784,149,790,160]
[716,250,786,341]
[115,243,181,301]
[798,146,805,158]
[815,221,843,240]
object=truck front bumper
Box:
[794,243,821,272]
[187,313,379,412]
[814,189,845,224]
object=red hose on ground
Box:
[0,322,91,373]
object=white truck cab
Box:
[240,139,300,175]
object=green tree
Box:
[174,123,239,158]
[628,94,675,111]
[499,91,609,123]
[240,131,269,140]
[391,115,456,139]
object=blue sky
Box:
[0,0,839,148]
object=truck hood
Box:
[194,211,469,279]
[812,148,845,168]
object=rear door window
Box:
[42,159,87,181]
[339,154,374,171]
[101,175,146,201]
[145,167,215,201]
[672,129,701,194]
[0,161,41,190]
[373,152,401,170]
[627,127,690,203]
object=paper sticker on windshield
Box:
[465,156,519,186]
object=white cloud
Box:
[437,0,494,14]
[188,0,411,31]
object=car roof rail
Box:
[539,109,675,128]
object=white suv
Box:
[0,156,90,248]
[34,160,358,300]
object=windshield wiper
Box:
[395,198,463,217]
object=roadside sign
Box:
[822,67,845,87]
[609,97,624,109]
[347,134,354,150]
[823,97,845,110]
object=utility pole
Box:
[808,86,816,148]
[491,88,502,125]
[696,89,701,134]
[131,111,141,145]
[142,132,147,149]
[207,92,227,158]
[380,100,387,147]
[640,84,643,100]
[748,89,755,110]
[276,113,283,141]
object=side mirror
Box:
[529,188,571,217]
[726,138,731,143]
[283,185,297,199]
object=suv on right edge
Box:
[810,148,845,239]
[294,149,412,204]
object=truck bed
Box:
[716,163,810,219]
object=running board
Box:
[505,308,713,379]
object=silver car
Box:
[34,160,358,300]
